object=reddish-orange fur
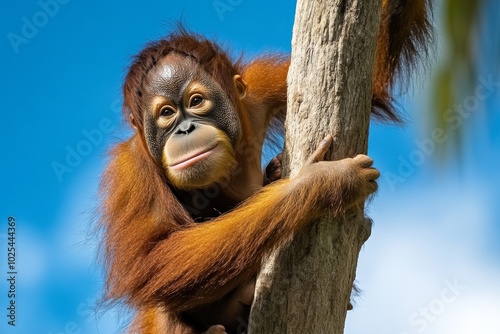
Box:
[373,0,433,121]
[101,137,372,333]
[99,1,432,332]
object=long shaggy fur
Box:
[98,1,433,332]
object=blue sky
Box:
[1,1,499,333]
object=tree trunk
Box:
[248,0,381,333]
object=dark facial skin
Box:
[141,54,242,189]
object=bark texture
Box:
[249,0,381,333]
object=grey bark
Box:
[248,0,381,333]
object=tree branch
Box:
[249,0,381,333]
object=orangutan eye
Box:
[160,107,175,117]
[190,95,203,107]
